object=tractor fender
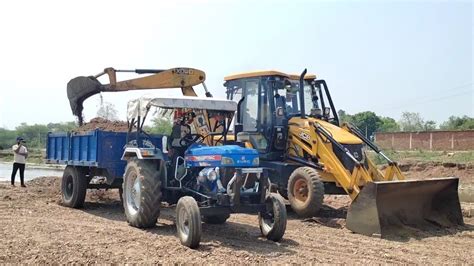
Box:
[121,147,164,161]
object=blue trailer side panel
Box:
[46,132,70,164]
[46,130,164,179]
[70,132,97,166]
[97,131,128,178]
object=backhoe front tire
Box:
[123,159,162,228]
[287,167,324,217]
[61,166,88,208]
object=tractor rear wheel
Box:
[287,167,324,217]
[259,193,287,241]
[176,196,202,248]
[61,166,88,208]
[123,159,162,228]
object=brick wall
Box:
[374,130,474,151]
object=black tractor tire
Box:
[259,193,287,241]
[123,159,162,228]
[202,213,230,224]
[176,196,202,249]
[287,167,325,217]
[61,166,88,208]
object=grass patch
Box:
[367,150,474,165]
[0,149,44,164]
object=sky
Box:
[0,0,472,129]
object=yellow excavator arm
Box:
[67,67,211,125]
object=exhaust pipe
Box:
[346,177,464,237]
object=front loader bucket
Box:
[346,177,463,237]
[67,76,103,125]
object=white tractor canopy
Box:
[127,96,237,120]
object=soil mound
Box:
[73,117,129,133]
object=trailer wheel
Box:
[202,213,230,224]
[61,166,88,208]
[123,159,162,228]
[259,193,287,241]
[287,167,324,217]
[176,196,202,249]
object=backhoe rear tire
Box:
[123,159,162,228]
[287,167,324,217]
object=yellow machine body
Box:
[223,70,463,237]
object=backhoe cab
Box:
[224,70,463,237]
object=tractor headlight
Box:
[252,157,259,166]
[207,170,218,182]
[198,167,219,183]
[221,157,234,165]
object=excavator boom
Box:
[67,67,208,125]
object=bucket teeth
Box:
[346,177,464,237]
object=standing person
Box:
[11,137,28,187]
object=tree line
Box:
[338,111,474,137]
[0,111,472,150]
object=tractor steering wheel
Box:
[179,133,204,147]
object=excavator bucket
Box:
[346,177,463,237]
[67,76,103,125]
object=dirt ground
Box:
[398,160,474,185]
[0,176,473,264]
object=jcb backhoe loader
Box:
[67,67,213,125]
[223,69,463,237]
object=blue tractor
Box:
[121,96,287,248]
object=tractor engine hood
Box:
[185,144,259,167]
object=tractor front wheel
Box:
[176,196,202,249]
[259,193,287,241]
[287,167,324,217]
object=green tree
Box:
[146,117,173,135]
[351,111,382,137]
[15,123,49,148]
[378,116,400,132]
[398,112,425,131]
[337,109,353,124]
[440,115,474,130]
[97,102,118,120]
[0,128,18,150]
[423,120,437,131]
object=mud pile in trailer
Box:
[72,117,129,133]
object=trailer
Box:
[46,129,163,207]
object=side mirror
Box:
[324,107,331,117]
[276,107,284,117]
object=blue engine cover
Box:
[185,144,259,167]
